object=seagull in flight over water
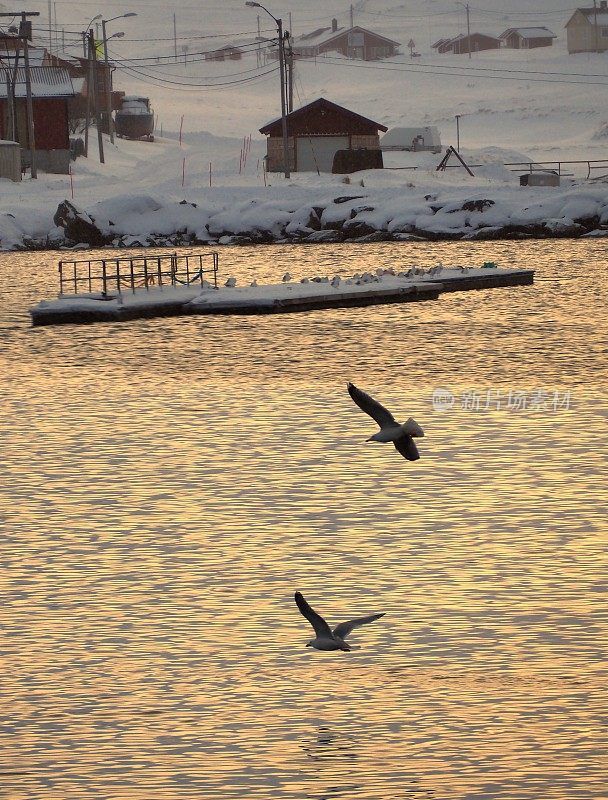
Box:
[295,591,385,651]
[347,382,424,461]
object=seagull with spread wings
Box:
[347,382,424,461]
[294,591,385,651]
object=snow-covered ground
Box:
[2,0,608,249]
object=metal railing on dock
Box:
[58,252,219,296]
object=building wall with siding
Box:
[266,132,381,172]
[566,13,608,52]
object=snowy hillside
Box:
[5,0,608,159]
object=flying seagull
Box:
[294,591,385,651]
[347,382,424,461]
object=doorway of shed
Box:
[296,136,349,172]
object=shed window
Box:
[602,26,608,36]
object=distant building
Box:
[290,21,400,61]
[430,37,456,54]
[499,27,556,49]
[259,97,387,172]
[432,32,501,54]
[0,66,75,173]
[565,2,608,53]
[204,44,243,61]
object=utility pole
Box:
[6,72,15,141]
[9,33,20,141]
[87,29,104,163]
[594,0,599,52]
[102,18,113,144]
[455,114,461,150]
[245,2,290,178]
[257,15,262,66]
[22,18,38,177]
[173,13,177,62]
[277,18,290,177]
[1,11,39,176]
[48,0,52,55]
[350,4,354,27]
[285,31,293,113]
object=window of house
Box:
[601,26,608,36]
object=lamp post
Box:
[245,1,290,178]
[83,14,101,56]
[456,2,471,59]
[102,12,137,144]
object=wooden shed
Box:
[499,27,556,49]
[259,97,387,173]
[0,66,75,173]
[450,33,501,54]
[292,22,400,61]
[565,2,608,53]
[204,45,243,61]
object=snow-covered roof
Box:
[0,67,75,98]
[568,7,608,25]
[499,27,556,39]
[0,44,48,66]
[293,24,400,49]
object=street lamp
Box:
[83,14,101,56]
[102,12,137,144]
[245,1,290,178]
[455,1,471,59]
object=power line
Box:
[114,58,279,90]
[313,53,608,86]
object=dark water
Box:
[1,239,607,799]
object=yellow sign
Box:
[95,40,105,59]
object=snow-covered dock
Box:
[29,265,534,327]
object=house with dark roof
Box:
[291,20,400,61]
[204,44,243,61]
[565,2,608,53]
[259,97,387,172]
[430,37,456,54]
[499,27,556,49]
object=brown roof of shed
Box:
[259,97,388,136]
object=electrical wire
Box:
[114,57,279,89]
[302,51,608,81]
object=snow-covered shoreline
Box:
[3,179,608,253]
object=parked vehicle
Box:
[380,126,442,154]
[114,96,155,142]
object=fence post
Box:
[59,261,64,295]
[102,261,107,296]
[143,257,149,290]
[130,259,135,293]
[115,259,121,295]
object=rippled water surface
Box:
[1,240,607,799]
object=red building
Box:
[499,27,556,49]
[0,66,76,173]
[432,32,501,54]
[259,97,387,173]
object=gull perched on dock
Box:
[295,591,385,651]
[347,382,424,461]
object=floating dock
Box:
[29,254,534,327]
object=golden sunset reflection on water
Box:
[1,239,607,799]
